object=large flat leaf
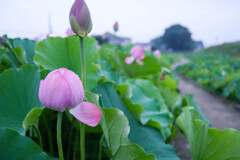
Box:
[133,79,169,112]
[0,65,42,134]
[159,86,181,110]
[93,82,180,160]
[157,74,181,110]
[34,36,100,90]
[9,38,37,64]
[123,79,173,140]
[3,36,37,65]
[98,62,173,139]
[0,128,51,160]
[180,95,210,125]
[85,90,155,159]
[176,107,240,160]
[100,108,156,160]
[98,69,173,139]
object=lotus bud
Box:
[113,21,119,32]
[0,36,7,47]
[70,102,102,127]
[69,0,92,37]
[39,68,84,112]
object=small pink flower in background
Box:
[34,34,45,42]
[154,49,161,58]
[97,44,101,49]
[66,28,74,36]
[70,102,101,127]
[125,45,145,65]
[143,45,152,52]
[113,21,119,32]
[34,36,40,42]
[101,34,107,40]
[39,68,84,112]
[46,34,55,38]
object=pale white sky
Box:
[0,0,240,47]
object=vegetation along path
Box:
[172,58,240,160]
[172,58,240,130]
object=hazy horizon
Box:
[0,0,240,47]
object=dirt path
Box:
[172,58,240,160]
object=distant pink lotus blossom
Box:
[34,36,40,42]
[66,28,74,36]
[125,45,145,65]
[97,44,101,49]
[70,102,101,127]
[39,68,84,112]
[101,34,107,40]
[143,45,152,52]
[154,49,161,58]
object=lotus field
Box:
[177,53,240,104]
[1,0,240,160]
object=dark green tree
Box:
[162,24,194,52]
[151,36,163,50]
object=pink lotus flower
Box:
[70,102,101,127]
[66,28,74,36]
[39,68,101,126]
[69,0,92,37]
[113,21,119,32]
[39,68,84,112]
[125,45,145,65]
[154,49,161,58]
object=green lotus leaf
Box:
[0,128,51,160]
[34,36,100,90]
[176,107,240,160]
[0,65,42,134]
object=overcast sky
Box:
[0,0,240,47]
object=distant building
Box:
[92,32,132,46]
